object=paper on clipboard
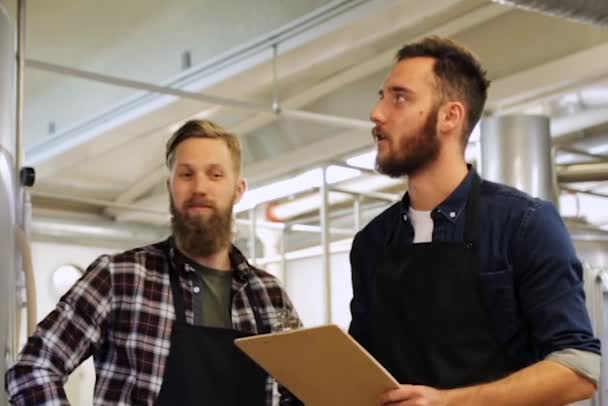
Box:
[234,324,399,406]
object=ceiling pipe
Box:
[493,0,608,26]
[557,162,608,183]
[31,214,169,248]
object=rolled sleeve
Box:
[546,349,601,386]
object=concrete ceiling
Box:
[5,0,608,244]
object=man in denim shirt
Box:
[348,36,600,405]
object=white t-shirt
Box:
[408,207,433,243]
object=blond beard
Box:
[170,196,235,258]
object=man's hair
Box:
[396,36,490,146]
[166,119,242,175]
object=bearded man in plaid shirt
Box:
[6,120,302,406]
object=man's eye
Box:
[395,94,406,103]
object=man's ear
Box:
[438,101,465,135]
[234,178,247,204]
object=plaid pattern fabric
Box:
[5,238,301,405]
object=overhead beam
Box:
[102,2,512,215]
[488,41,608,113]
[24,0,402,166]
[112,165,168,205]
[552,106,608,142]
[233,2,510,137]
[556,146,608,161]
[245,128,371,185]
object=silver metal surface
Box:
[0,1,14,158]
[320,167,332,323]
[15,0,24,171]
[480,115,557,204]
[280,228,287,287]
[0,4,17,404]
[249,207,257,264]
[353,197,361,232]
[0,149,16,406]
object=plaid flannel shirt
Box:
[5,238,301,405]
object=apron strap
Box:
[463,174,481,246]
[166,239,187,324]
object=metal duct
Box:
[494,0,608,26]
[557,162,608,183]
[31,214,170,248]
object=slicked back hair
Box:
[166,119,242,176]
[396,36,490,147]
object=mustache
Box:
[372,126,388,140]
[185,197,216,209]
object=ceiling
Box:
[4,0,608,249]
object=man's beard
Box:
[170,195,235,258]
[375,105,441,178]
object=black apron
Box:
[370,176,513,389]
[156,243,269,406]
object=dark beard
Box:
[375,105,441,178]
[170,196,234,258]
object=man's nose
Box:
[370,100,385,125]
[192,173,209,194]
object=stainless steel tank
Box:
[0,2,18,405]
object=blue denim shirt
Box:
[349,168,601,369]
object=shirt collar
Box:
[168,237,252,282]
[400,165,477,224]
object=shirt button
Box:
[402,214,408,222]
[449,211,456,218]
[193,286,201,294]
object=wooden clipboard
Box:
[234,324,399,406]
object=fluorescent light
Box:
[235,165,361,212]
[325,165,361,183]
[589,144,608,155]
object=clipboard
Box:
[234,324,399,406]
